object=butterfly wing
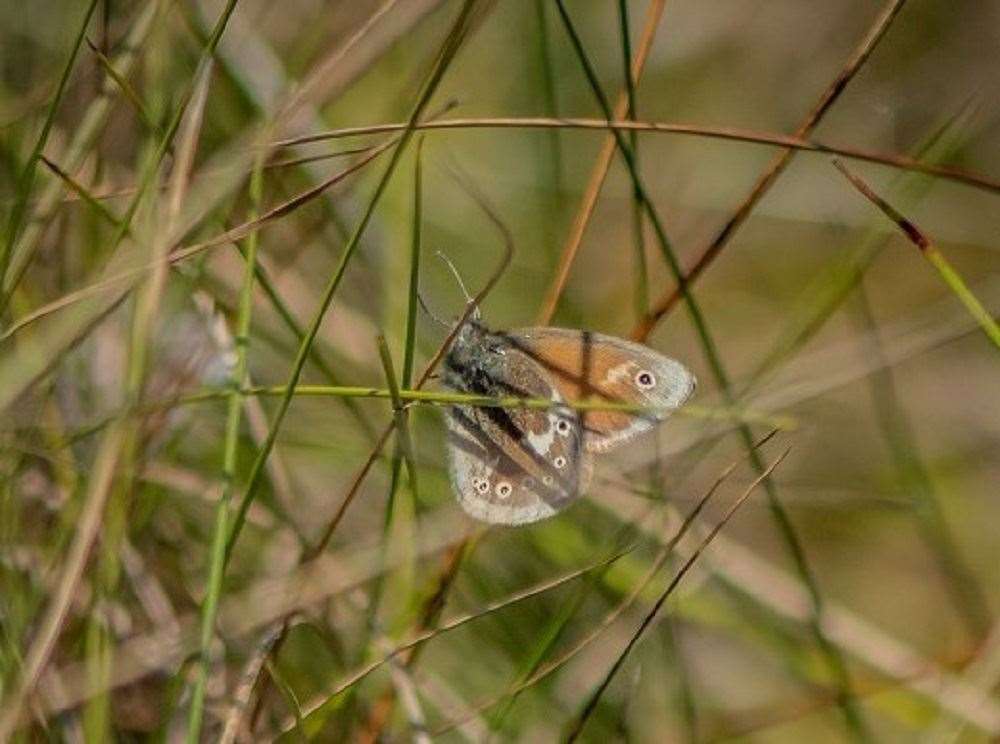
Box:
[446,346,593,526]
[507,328,696,453]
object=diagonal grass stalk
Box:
[564,447,792,741]
[617,0,649,322]
[222,0,480,567]
[834,160,1000,350]
[552,2,870,737]
[1,0,238,315]
[0,0,100,299]
[632,0,911,341]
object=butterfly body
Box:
[443,321,695,526]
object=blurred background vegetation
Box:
[0,0,998,741]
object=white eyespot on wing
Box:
[634,369,656,390]
[446,407,559,526]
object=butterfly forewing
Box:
[508,328,696,453]
[445,344,592,525]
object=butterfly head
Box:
[444,319,513,394]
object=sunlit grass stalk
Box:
[185,154,265,742]
[1,0,237,313]
[532,0,564,258]
[222,0,480,567]
[834,160,1000,350]
[553,3,869,738]
[565,446,792,741]
[0,0,158,306]
[84,37,158,135]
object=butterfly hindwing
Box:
[446,344,592,525]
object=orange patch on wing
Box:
[511,334,644,439]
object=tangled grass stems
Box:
[552,2,880,737]
[0,0,100,303]
[287,431,777,736]
[221,0,482,567]
[564,446,792,741]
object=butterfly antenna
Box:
[436,251,481,319]
[417,291,449,328]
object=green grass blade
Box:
[565,448,791,741]
[617,0,648,320]
[185,154,265,743]
[223,0,481,567]
[552,3,870,738]
[834,159,1000,350]
[401,139,425,390]
[84,37,158,135]
[0,0,100,296]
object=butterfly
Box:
[443,319,696,525]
